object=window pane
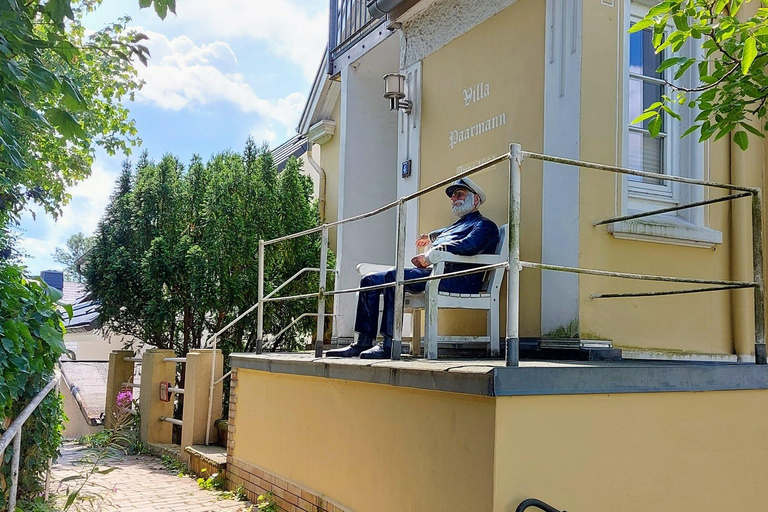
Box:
[629,26,662,79]
[628,130,665,185]
[629,78,665,132]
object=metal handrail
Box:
[516,498,565,512]
[253,143,766,367]
[0,371,61,512]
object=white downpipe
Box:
[307,144,327,222]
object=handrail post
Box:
[506,144,523,367]
[8,430,21,511]
[257,239,265,354]
[316,226,329,357]
[392,199,407,360]
[328,0,337,75]
[752,190,766,364]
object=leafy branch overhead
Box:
[0,0,175,228]
[631,0,768,150]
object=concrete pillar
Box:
[139,349,176,446]
[105,350,135,429]
[180,349,223,452]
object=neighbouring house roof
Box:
[60,281,99,333]
[273,134,309,172]
[59,361,110,426]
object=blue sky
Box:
[19,0,328,275]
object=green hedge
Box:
[0,263,66,507]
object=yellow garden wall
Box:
[419,0,545,337]
[231,364,768,512]
[493,390,768,512]
[233,369,495,512]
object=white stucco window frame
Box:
[612,0,723,248]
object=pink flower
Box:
[116,389,133,410]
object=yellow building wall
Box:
[233,369,495,512]
[493,390,768,512]
[578,1,735,353]
[419,0,545,337]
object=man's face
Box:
[450,187,477,217]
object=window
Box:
[627,9,676,204]
[615,0,722,247]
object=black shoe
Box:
[360,339,393,359]
[326,336,374,358]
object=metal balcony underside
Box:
[328,0,390,77]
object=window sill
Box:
[608,215,723,248]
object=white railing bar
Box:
[391,200,407,360]
[315,226,329,357]
[159,416,183,426]
[168,387,184,394]
[264,267,331,301]
[262,153,512,247]
[328,262,509,296]
[123,356,142,362]
[591,284,749,299]
[162,357,187,363]
[212,371,232,387]
[0,371,60,455]
[522,150,759,193]
[0,371,60,512]
[121,382,140,388]
[594,192,753,226]
[522,261,757,287]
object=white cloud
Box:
[171,0,327,80]
[136,31,307,135]
[20,161,121,274]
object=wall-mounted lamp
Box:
[383,73,412,114]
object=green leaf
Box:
[631,111,658,125]
[629,18,655,33]
[682,124,701,137]
[714,0,729,14]
[674,58,696,80]
[45,108,86,140]
[65,490,79,509]
[44,0,75,25]
[61,303,74,320]
[734,130,749,150]
[656,56,686,73]
[742,37,757,75]
[648,115,663,138]
[740,122,765,138]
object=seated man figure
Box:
[326,177,500,359]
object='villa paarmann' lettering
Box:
[464,82,490,106]
[448,113,507,149]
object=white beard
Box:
[451,192,475,217]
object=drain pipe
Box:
[307,143,327,222]
[367,0,406,18]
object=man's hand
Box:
[411,254,430,268]
[415,234,431,248]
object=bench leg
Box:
[425,283,439,360]
[411,309,422,357]
[488,301,500,357]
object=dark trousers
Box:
[354,267,470,340]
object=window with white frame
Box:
[627,3,677,205]
[618,0,721,246]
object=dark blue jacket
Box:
[426,211,500,293]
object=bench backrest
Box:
[481,224,508,293]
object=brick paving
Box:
[50,442,252,512]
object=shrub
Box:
[0,264,67,508]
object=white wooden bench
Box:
[356,224,508,359]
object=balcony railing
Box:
[328,0,386,75]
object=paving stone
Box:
[50,442,252,512]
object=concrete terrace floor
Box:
[50,442,251,512]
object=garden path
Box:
[49,442,251,512]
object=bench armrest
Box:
[356,262,393,275]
